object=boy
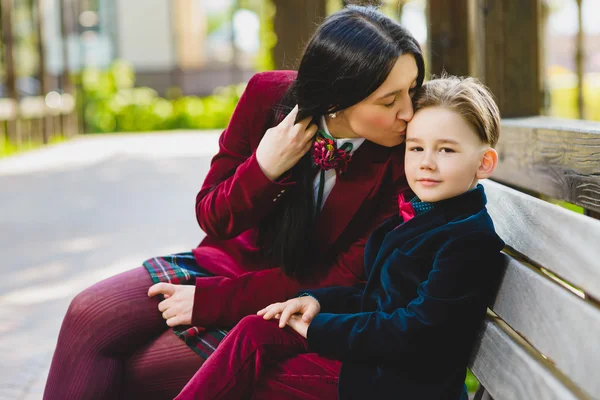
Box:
[176,75,506,400]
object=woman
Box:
[43,5,424,399]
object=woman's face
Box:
[327,54,419,147]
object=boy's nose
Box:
[420,154,436,170]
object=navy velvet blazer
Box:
[305,185,505,400]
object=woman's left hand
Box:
[148,283,195,327]
[285,314,310,339]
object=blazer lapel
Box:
[367,212,446,284]
[363,215,401,276]
[315,141,396,251]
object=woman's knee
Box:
[62,267,158,330]
[63,284,107,327]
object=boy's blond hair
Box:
[414,75,500,147]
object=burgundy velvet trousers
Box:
[43,268,341,399]
[176,315,341,400]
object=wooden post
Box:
[60,0,78,137]
[396,0,404,21]
[585,209,600,221]
[74,0,87,134]
[472,0,542,118]
[272,0,326,70]
[35,0,52,143]
[230,0,243,84]
[342,0,381,5]
[1,0,19,144]
[427,0,470,77]
[575,0,584,119]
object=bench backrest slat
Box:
[494,117,600,213]
[488,254,600,397]
[470,317,589,400]
[483,180,600,300]
[469,180,600,399]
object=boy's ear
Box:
[476,148,498,180]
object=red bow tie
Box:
[398,192,415,222]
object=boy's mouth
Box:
[417,179,441,187]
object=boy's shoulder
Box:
[401,206,503,253]
[433,185,499,237]
[441,206,500,238]
[433,207,504,255]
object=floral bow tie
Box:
[312,130,354,216]
[311,130,353,174]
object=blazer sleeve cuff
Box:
[301,285,364,314]
[307,313,348,359]
[242,152,296,205]
[192,276,229,326]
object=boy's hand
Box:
[286,314,309,338]
[257,296,321,328]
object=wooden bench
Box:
[468,117,600,400]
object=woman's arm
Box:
[195,71,311,239]
[306,232,504,363]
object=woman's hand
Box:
[257,296,321,328]
[255,105,318,181]
[148,283,195,327]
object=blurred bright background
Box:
[0,2,598,397]
[1,0,599,158]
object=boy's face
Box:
[405,106,489,203]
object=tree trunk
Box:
[272,0,326,70]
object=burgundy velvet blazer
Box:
[191,70,408,327]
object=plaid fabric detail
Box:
[143,253,207,284]
[143,252,228,360]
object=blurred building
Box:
[78,0,427,96]
[2,0,597,116]
[74,0,259,96]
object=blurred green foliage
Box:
[0,131,66,158]
[253,0,276,71]
[466,369,479,393]
[546,68,600,121]
[79,60,245,133]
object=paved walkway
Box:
[0,131,219,399]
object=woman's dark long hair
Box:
[259,5,425,281]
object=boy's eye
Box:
[440,147,455,153]
[409,146,423,152]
